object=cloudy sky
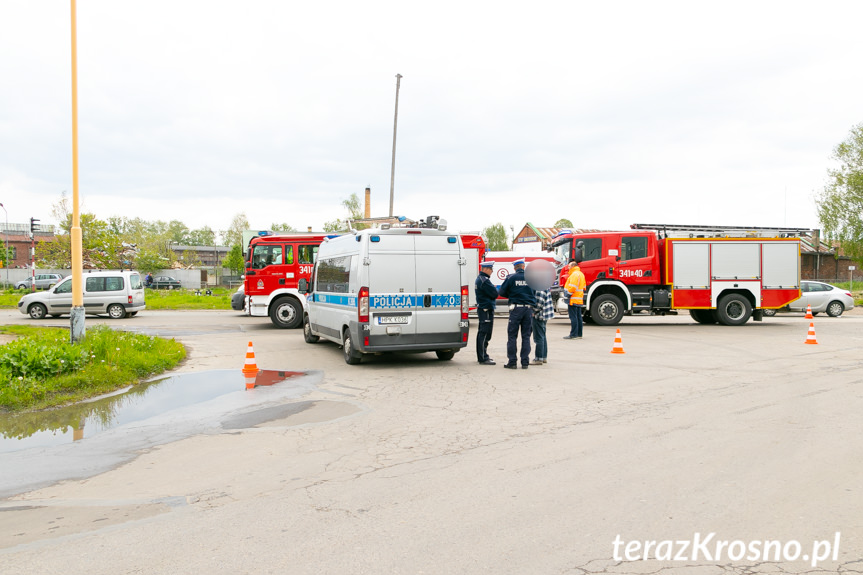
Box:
[1,1,861,239]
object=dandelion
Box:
[116,348,120,351]
[18,376,23,380]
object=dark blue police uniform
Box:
[498,262,536,368]
[475,264,499,364]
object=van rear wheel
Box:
[107,304,126,319]
[342,329,362,365]
[435,350,455,361]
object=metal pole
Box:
[69,0,85,342]
[388,74,402,218]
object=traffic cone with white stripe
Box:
[610,329,625,354]
[804,322,818,345]
[805,305,814,319]
[242,341,260,375]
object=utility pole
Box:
[69,0,85,342]
[388,73,402,218]
[0,203,7,288]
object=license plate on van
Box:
[378,315,408,325]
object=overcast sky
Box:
[1,1,862,239]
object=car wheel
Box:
[826,300,844,317]
[435,350,455,361]
[107,303,126,319]
[590,294,624,326]
[342,328,362,365]
[303,315,320,343]
[716,293,752,326]
[28,303,47,320]
[690,309,718,324]
[761,309,777,317]
[270,297,302,329]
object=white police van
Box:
[300,224,469,364]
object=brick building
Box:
[0,223,56,268]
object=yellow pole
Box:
[70,0,85,342]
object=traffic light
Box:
[30,217,39,234]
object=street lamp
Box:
[0,203,8,289]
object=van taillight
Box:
[358,287,369,323]
[128,296,133,304]
[461,285,469,320]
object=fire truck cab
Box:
[244,233,331,328]
[550,224,807,326]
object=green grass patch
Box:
[139,287,233,310]
[0,287,235,310]
[0,325,186,412]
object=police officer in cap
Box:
[475,261,499,365]
[498,259,536,369]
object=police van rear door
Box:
[367,232,418,339]
[413,233,463,335]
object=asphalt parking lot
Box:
[1,308,862,574]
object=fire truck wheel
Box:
[716,293,752,326]
[689,309,718,324]
[342,328,363,365]
[761,309,777,317]
[303,315,320,343]
[590,294,623,326]
[270,297,302,329]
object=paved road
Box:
[1,309,861,573]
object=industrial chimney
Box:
[364,187,371,219]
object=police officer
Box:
[475,261,499,365]
[498,259,536,369]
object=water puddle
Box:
[0,370,305,453]
[0,369,322,498]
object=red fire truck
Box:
[244,228,487,327]
[549,224,808,326]
[244,233,333,328]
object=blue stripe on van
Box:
[313,294,357,306]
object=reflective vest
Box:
[564,266,585,305]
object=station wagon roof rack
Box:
[630,223,812,239]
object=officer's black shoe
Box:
[503,363,518,369]
[521,365,529,369]
[479,359,496,365]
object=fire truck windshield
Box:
[552,241,570,264]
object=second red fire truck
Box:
[549,224,808,326]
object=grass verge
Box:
[0,325,186,413]
[0,287,235,310]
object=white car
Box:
[17,270,146,319]
[763,281,855,317]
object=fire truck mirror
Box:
[298,278,309,294]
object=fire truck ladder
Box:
[630,223,811,239]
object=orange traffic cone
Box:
[242,341,260,375]
[804,322,818,345]
[805,305,813,319]
[610,329,626,354]
[244,372,257,390]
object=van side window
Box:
[298,245,318,264]
[105,277,124,291]
[86,277,104,292]
[251,244,283,269]
[621,236,648,261]
[54,280,72,294]
[129,274,142,289]
[576,238,603,262]
[317,256,352,293]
